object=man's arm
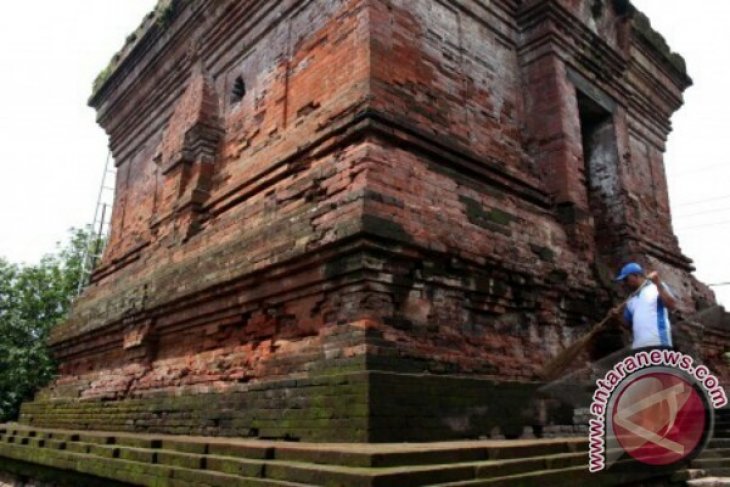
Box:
[647,271,678,310]
[609,302,632,328]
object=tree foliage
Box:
[0,228,95,422]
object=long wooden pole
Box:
[540,281,649,381]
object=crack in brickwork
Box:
[18,0,730,443]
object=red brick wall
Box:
[41,0,728,405]
[371,0,536,181]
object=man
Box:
[612,262,678,350]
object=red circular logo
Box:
[611,371,708,465]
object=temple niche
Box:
[1,1,729,485]
[13,0,729,447]
[153,57,224,243]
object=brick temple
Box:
[3,0,730,484]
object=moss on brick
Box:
[529,244,555,263]
[459,195,514,235]
[323,252,366,279]
[18,373,372,443]
[361,214,414,243]
[91,0,183,98]
[0,456,131,486]
[632,10,688,77]
[155,0,180,29]
[487,207,513,226]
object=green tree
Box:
[0,227,96,422]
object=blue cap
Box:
[614,262,644,281]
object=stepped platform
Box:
[0,424,692,487]
[3,408,729,485]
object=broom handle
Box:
[584,279,652,336]
[541,279,671,380]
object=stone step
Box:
[272,441,587,468]
[0,430,589,487]
[0,424,586,468]
[687,479,730,487]
[699,448,730,459]
[684,469,711,480]
[705,471,730,478]
[429,462,685,487]
[693,458,730,470]
[687,469,730,487]
[0,424,690,487]
[263,452,590,487]
[709,438,730,449]
[3,426,265,456]
[0,441,311,487]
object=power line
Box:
[673,194,730,208]
[675,219,730,231]
[674,205,730,219]
[670,163,729,177]
[709,282,730,287]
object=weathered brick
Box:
[15,0,727,450]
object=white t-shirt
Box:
[623,281,676,349]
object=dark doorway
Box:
[576,91,625,358]
[576,90,620,256]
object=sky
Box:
[0,0,157,263]
[0,1,727,307]
[631,0,730,307]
